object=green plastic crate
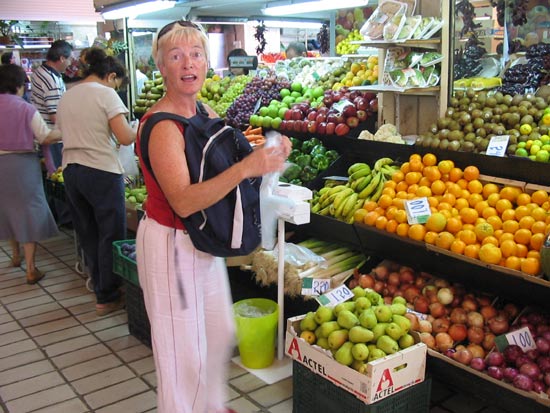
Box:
[292,361,431,413]
[112,240,139,286]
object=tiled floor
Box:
[0,230,513,412]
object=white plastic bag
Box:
[118,143,139,177]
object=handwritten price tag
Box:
[301,278,331,296]
[486,135,509,157]
[406,308,429,320]
[405,197,431,224]
[494,326,537,352]
[316,284,353,307]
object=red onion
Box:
[544,372,550,386]
[526,349,539,361]
[487,366,504,380]
[519,362,542,380]
[503,367,519,382]
[527,312,545,326]
[444,348,456,359]
[536,324,550,336]
[536,337,550,355]
[539,356,550,373]
[387,271,401,286]
[543,331,550,342]
[515,355,531,369]
[470,357,486,371]
[503,345,524,364]
[513,373,534,391]
[532,380,545,393]
[485,351,505,367]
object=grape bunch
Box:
[453,39,486,80]
[209,75,251,118]
[225,74,291,128]
[497,58,544,95]
[510,0,528,26]
[317,23,330,54]
[254,21,267,55]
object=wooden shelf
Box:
[350,85,440,95]
[350,38,441,50]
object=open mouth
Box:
[181,74,197,81]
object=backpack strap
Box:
[139,112,189,181]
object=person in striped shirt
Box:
[31,40,73,173]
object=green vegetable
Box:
[300,165,318,182]
[310,144,327,157]
[289,137,302,150]
[301,138,321,154]
[311,154,330,171]
[279,176,289,183]
[290,178,303,186]
[283,163,302,180]
[295,154,312,168]
[288,148,301,163]
[325,150,339,162]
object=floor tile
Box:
[0,338,36,359]
[141,372,157,388]
[25,316,79,337]
[247,377,293,408]
[225,396,263,413]
[72,365,136,395]
[0,283,36,298]
[0,370,65,401]
[82,312,128,332]
[0,276,27,290]
[0,313,13,324]
[94,390,157,413]
[5,384,77,413]
[230,373,268,393]
[57,293,96,309]
[29,397,89,413]
[51,343,111,369]
[43,333,99,358]
[5,294,54,312]
[10,302,62,320]
[0,321,21,334]
[0,349,45,372]
[84,377,149,409]
[18,308,71,327]
[128,355,156,375]
[95,324,131,342]
[51,286,90,301]
[268,398,293,413]
[0,360,54,386]
[61,354,122,382]
[115,343,153,363]
[66,300,97,316]
[0,329,29,346]
[34,325,90,347]
[39,273,82,287]
[1,289,46,305]
[105,334,142,352]
[44,279,85,293]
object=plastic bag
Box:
[272,242,328,268]
[118,143,139,177]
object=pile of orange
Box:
[356,153,550,276]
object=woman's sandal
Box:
[26,269,45,285]
[10,257,22,267]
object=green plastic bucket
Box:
[233,298,278,369]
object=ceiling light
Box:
[262,20,323,29]
[101,0,177,20]
[262,0,369,16]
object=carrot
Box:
[245,134,265,142]
[244,125,253,134]
[245,127,263,136]
[251,138,266,146]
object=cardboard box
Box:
[285,315,427,405]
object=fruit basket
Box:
[112,240,138,286]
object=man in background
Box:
[285,41,307,59]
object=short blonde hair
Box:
[152,21,210,67]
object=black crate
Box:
[44,178,66,202]
[293,361,431,413]
[125,280,151,348]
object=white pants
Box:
[136,215,236,413]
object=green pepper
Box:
[300,165,319,182]
[283,163,302,180]
[301,138,321,154]
[279,176,289,183]
[295,154,312,168]
[310,144,327,157]
[290,178,303,186]
[288,148,302,163]
[289,137,302,150]
[325,149,339,162]
[311,154,330,171]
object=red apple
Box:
[316,113,327,124]
[307,120,317,133]
[284,110,293,121]
[280,120,288,130]
[342,104,357,118]
[354,97,368,111]
[317,121,327,134]
[369,98,379,112]
[291,108,303,121]
[346,116,359,128]
[300,120,309,133]
[356,110,368,122]
[335,123,350,136]
[326,122,336,135]
[307,111,318,121]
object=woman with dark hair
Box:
[0,64,61,284]
[56,47,137,316]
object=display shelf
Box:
[350,38,442,50]
[350,85,440,95]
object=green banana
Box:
[311,202,321,213]
[318,187,330,196]
[348,165,372,182]
[368,177,386,203]
[355,173,373,193]
[327,184,349,196]
[381,165,398,179]
[334,193,351,219]
[320,191,340,208]
[333,188,354,210]
[358,172,382,199]
[318,205,331,216]
[347,162,369,176]
[342,192,358,218]
[374,157,394,172]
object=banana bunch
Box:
[310,157,399,223]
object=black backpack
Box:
[139,104,262,257]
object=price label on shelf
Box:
[494,326,536,352]
[486,135,509,157]
[316,284,353,307]
[301,278,330,296]
[406,308,429,320]
[405,197,431,224]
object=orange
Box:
[493,229,504,239]
[435,231,455,250]
[394,209,408,224]
[427,196,439,208]
[423,166,442,182]
[482,183,500,199]
[424,231,438,244]
[400,162,411,174]
[516,244,528,258]
[408,224,426,241]
[441,192,456,206]
[392,170,405,183]
[527,250,540,260]
[386,219,398,233]
[500,239,518,258]
[438,202,452,212]
[405,172,422,185]
[495,199,513,214]
[385,206,398,220]
[409,154,422,162]
[449,167,463,182]
[531,220,547,234]
[455,198,469,211]
[467,179,483,194]
[514,228,532,245]
[499,232,515,243]
[460,207,479,224]
[474,200,489,214]
[457,179,469,190]
[464,244,480,259]
[416,186,432,198]
[374,206,385,215]
[486,215,502,231]
[468,193,483,208]
[516,193,531,206]
[446,216,463,234]
[482,236,499,247]
[447,183,463,198]
[363,200,378,212]
[499,186,521,203]
[409,159,423,173]
[505,256,522,270]
[375,215,388,230]
[478,243,502,264]
[501,208,516,222]
[474,222,494,241]
[438,160,454,174]
[487,193,500,207]
[531,207,548,222]
[407,184,419,195]
[463,165,480,181]
[531,190,549,206]
[425,212,448,232]
[392,198,405,209]
[396,222,410,237]
[481,206,498,219]
[530,232,545,251]
[502,219,520,234]
[364,211,380,226]
[521,257,541,275]
[396,181,409,193]
[450,239,466,254]
[378,194,394,209]
[519,215,535,230]
[422,153,437,166]
[459,229,477,245]
[514,206,530,220]
[418,176,432,188]
[382,187,397,198]
[354,208,368,223]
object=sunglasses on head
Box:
[157,20,204,46]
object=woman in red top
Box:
[135,21,290,412]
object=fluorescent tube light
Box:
[263,20,323,29]
[262,0,369,16]
[102,0,176,20]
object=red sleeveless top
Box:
[136,112,185,230]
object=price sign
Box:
[406,308,429,320]
[312,71,320,81]
[486,135,509,157]
[494,326,536,352]
[405,197,431,224]
[301,278,331,296]
[316,284,353,307]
